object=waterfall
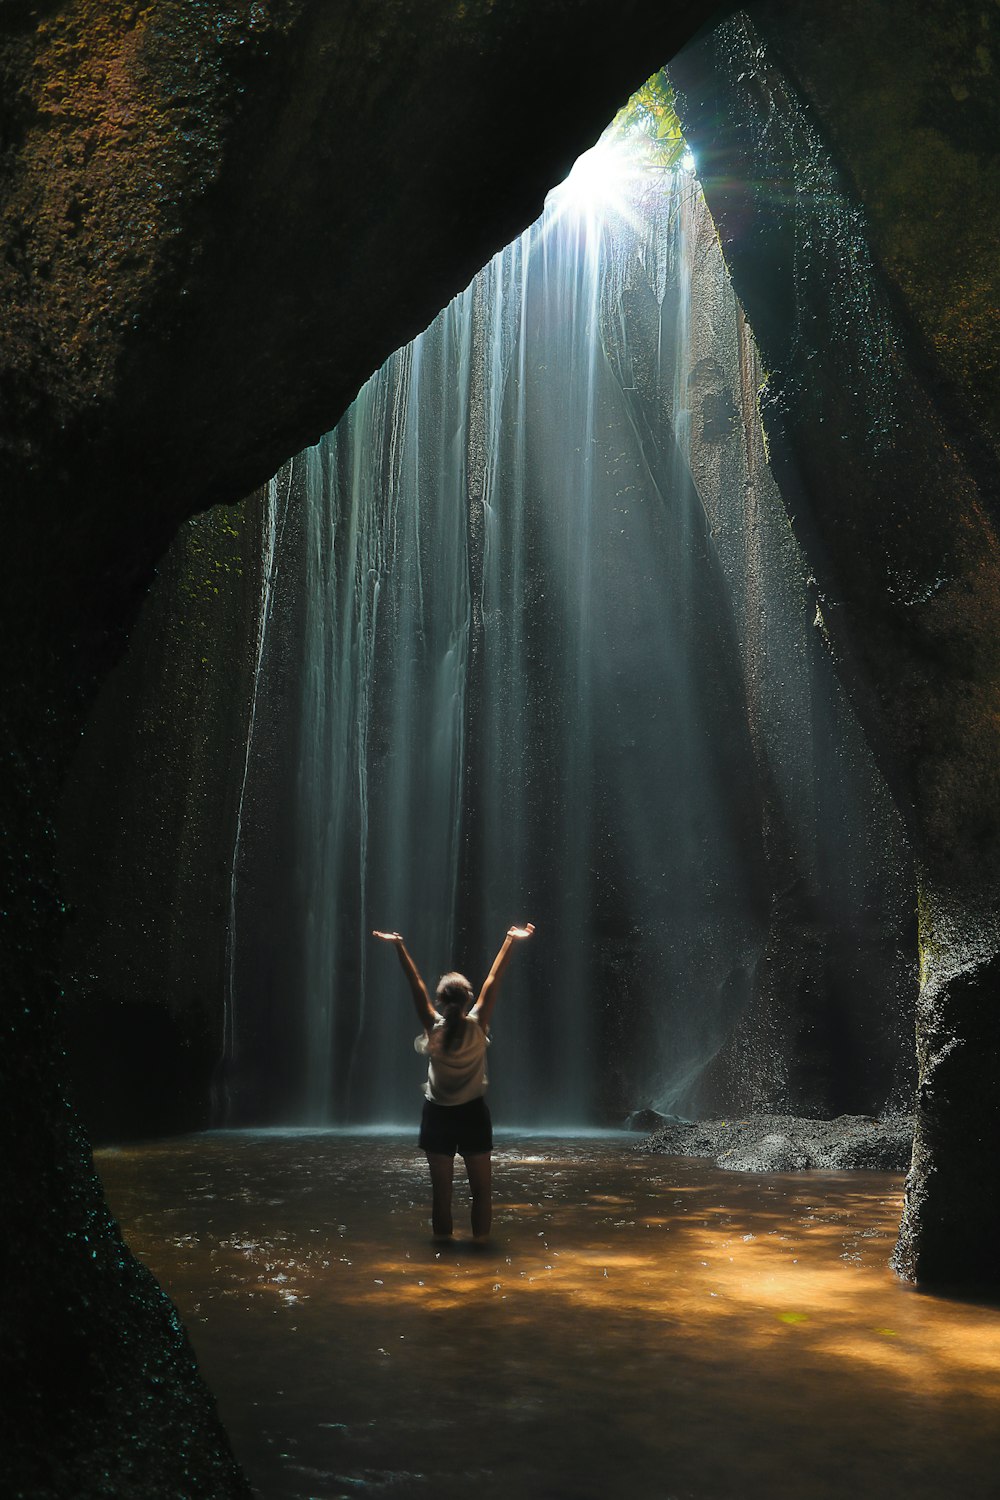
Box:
[220,118,910,1128]
[230,138,768,1129]
[295,314,476,1122]
[216,465,293,1122]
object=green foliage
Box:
[611,71,687,171]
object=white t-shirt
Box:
[414,1016,490,1105]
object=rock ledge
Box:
[635,1113,914,1172]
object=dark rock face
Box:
[5,1132,253,1499]
[755,0,1000,475]
[58,500,276,1141]
[893,954,1000,1285]
[669,6,1000,1283]
[626,1109,693,1134]
[635,183,916,1120]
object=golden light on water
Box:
[97,1135,1000,1500]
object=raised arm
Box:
[470,923,535,1032]
[372,931,439,1031]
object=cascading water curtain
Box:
[268,121,771,1129]
[297,315,477,1123]
[216,465,293,1124]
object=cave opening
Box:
[63,69,915,1143]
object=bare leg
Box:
[426,1152,455,1238]
[464,1152,492,1240]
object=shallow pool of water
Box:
[95,1133,1000,1500]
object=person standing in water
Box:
[372,924,535,1241]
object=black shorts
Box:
[419,1096,493,1158]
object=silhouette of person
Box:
[372,924,535,1241]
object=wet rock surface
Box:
[637,1113,915,1173]
[670,7,1000,1283]
[755,0,1000,474]
[625,1108,694,1132]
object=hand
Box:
[507,922,535,940]
[372,930,403,943]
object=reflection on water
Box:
[95,1134,1000,1500]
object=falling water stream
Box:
[211,76,913,1134]
[218,468,294,1122]
[225,137,783,1128]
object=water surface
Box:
[96,1133,1000,1500]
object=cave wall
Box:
[645,192,916,1117]
[755,0,1000,478]
[58,496,277,1141]
[64,462,321,1133]
[670,4,1000,1283]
